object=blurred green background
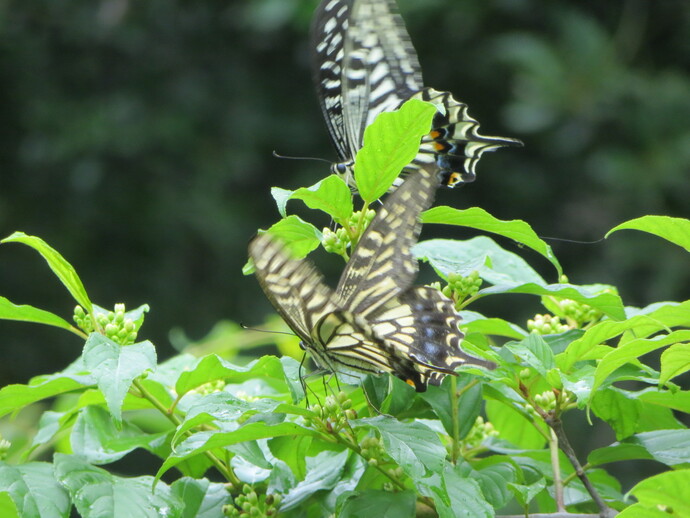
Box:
[1,0,689,388]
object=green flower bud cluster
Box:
[531,389,573,413]
[303,392,356,434]
[527,314,570,335]
[0,435,11,461]
[462,417,499,450]
[349,208,376,229]
[101,304,138,345]
[73,305,93,334]
[189,380,226,396]
[224,485,281,517]
[558,299,603,327]
[359,435,385,467]
[322,227,350,256]
[441,271,482,308]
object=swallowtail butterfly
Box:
[249,165,493,391]
[311,0,522,190]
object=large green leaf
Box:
[505,333,556,379]
[624,469,690,517]
[54,454,183,518]
[355,99,436,203]
[0,462,70,518]
[1,232,92,312]
[422,466,493,518]
[590,330,690,398]
[156,419,314,480]
[0,366,95,418]
[354,416,446,480]
[414,236,545,285]
[627,430,690,467]
[0,297,75,333]
[607,215,690,253]
[71,406,167,465]
[421,206,562,276]
[280,450,350,511]
[289,175,353,224]
[338,490,416,518]
[170,478,231,518]
[82,334,157,424]
[660,342,690,385]
[481,282,625,321]
[560,301,690,370]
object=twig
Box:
[545,415,618,518]
[549,427,565,512]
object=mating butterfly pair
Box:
[250,0,515,391]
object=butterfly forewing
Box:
[249,234,338,344]
[335,163,439,316]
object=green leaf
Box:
[354,416,446,479]
[505,334,555,378]
[421,375,482,438]
[507,477,547,508]
[170,478,231,518]
[71,406,167,465]
[607,215,690,253]
[481,282,626,321]
[0,492,19,518]
[0,366,95,419]
[560,302,690,370]
[355,99,436,203]
[467,458,519,508]
[414,237,546,285]
[637,388,690,413]
[660,342,690,385]
[485,398,547,449]
[626,469,690,517]
[423,466,493,518]
[461,312,528,340]
[339,490,416,518]
[590,330,690,398]
[157,420,314,480]
[628,430,690,467]
[588,442,653,468]
[0,297,75,332]
[280,450,350,511]
[590,387,640,440]
[290,176,354,224]
[82,334,157,424]
[0,462,70,518]
[1,232,92,312]
[175,355,293,397]
[421,206,562,276]
[271,187,293,218]
[54,454,183,518]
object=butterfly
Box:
[248,164,493,391]
[311,0,522,190]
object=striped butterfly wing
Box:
[311,0,521,189]
[249,234,338,348]
[311,0,422,176]
[334,162,439,316]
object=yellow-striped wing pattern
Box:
[249,165,492,391]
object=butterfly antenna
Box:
[539,236,606,245]
[239,323,295,336]
[272,150,332,164]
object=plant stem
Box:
[131,378,241,487]
[545,415,617,518]
[549,427,565,512]
[450,376,461,464]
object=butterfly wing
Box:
[248,234,338,345]
[409,88,523,187]
[311,0,424,164]
[368,286,495,390]
[335,163,439,316]
[310,0,356,162]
